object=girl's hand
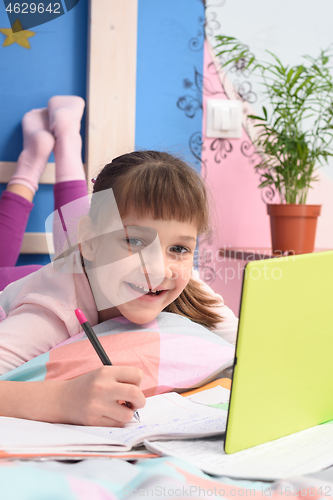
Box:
[59,366,145,426]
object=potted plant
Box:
[215,36,333,254]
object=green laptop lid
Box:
[225,250,333,454]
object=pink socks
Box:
[8,96,86,194]
[48,96,86,184]
[7,109,54,195]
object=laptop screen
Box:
[225,250,333,454]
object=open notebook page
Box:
[0,392,227,454]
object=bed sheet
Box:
[1,456,333,500]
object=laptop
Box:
[224,250,333,454]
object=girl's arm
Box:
[0,366,145,426]
[0,286,145,425]
[0,305,72,374]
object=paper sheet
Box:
[145,422,333,480]
[185,386,230,405]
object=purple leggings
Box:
[0,180,88,290]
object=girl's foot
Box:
[47,96,86,183]
[7,109,55,196]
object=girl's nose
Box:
[139,235,165,276]
[139,249,177,286]
[139,246,165,282]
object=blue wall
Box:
[0,0,204,267]
[136,0,204,172]
[0,0,88,265]
[0,0,88,162]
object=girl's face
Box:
[85,213,198,325]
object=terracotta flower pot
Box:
[267,204,321,255]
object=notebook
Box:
[224,249,333,454]
[0,392,227,457]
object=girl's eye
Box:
[125,238,144,247]
[170,245,189,254]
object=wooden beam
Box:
[86,0,138,186]
[0,162,55,184]
[21,232,54,254]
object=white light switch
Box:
[213,106,222,130]
[206,99,243,138]
[221,108,231,130]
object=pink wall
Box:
[198,40,267,314]
[198,39,333,315]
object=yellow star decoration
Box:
[0,19,35,49]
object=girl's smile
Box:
[125,282,166,296]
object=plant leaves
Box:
[214,34,333,201]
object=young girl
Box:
[0,101,238,428]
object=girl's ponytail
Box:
[164,279,223,329]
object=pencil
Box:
[74,308,140,422]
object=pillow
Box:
[0,312,235,397]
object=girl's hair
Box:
[91,150,223,329]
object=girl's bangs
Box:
[115,168,208,233]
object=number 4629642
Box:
[6,3,61,15]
